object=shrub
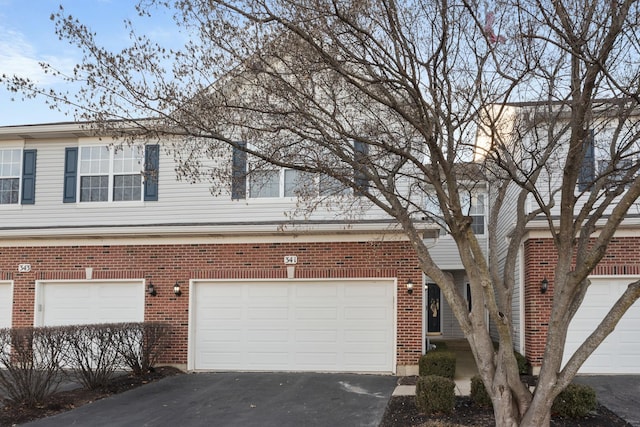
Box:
[63,323,122,390]
[116,322,169,376]
[419,350,456,378]
[470,375,492,407]
[552,383,597,418]
[415,375,455,414]
[0,326,68,406]
[513,351,530,375]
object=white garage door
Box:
[191,279,395,372]
[38,281,144,326]
[563,277,640,374]
[0,283,12,328]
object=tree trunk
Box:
[520,397,552,427]
[492,394,520,427]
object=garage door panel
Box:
[296,286,338,298]
[40,282,143,327]
[197,332,242,344]
[344,351,387,364]
[0,284,12,329]
[205,308,243,320]
[564,277,640,374]
[246,328,289,343]
[294,352,338,365]
[295,329,338,342]
[345,308,386,320]
[249,353,289,366]
[295,308,338,320]
[248,284,289,297]
[192,280,395,372]
[345,329,387,343]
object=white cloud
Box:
[0,28,76,85]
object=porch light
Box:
[148,282,157,296]
[174,282,182,296]
[406,279,414,295]
[540,278,549,294]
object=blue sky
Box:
[0,0,179,126]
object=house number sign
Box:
[284,255,298,265]
[18,263,31,273]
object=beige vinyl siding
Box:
[428,235,488,270]
[3,138,394,232]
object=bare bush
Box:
[115,322,169,376]
[63,324,122,390]
[0,326,68,406]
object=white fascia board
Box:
[0,221,439,245]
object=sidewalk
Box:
[393,339,477,396]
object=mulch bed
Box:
[0,366,184,426]
[382,377,633,427]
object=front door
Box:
[427,284,441,334]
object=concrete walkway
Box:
[391,340,640,427]
[393,339,477,397]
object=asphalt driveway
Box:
[575,375,640,427]
[22,372,397,427]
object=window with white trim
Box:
[249,167,349,198]
[79,146,143,202]
[424,191,486,235]
[0,149,21,204]
[598,158,634,189]
[466,193,486,235]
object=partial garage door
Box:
[0,283,12,328]
[191,279,395,372]
[563,277,640,374]
[38,281,144,326]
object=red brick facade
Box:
[0,239,423,369]
[523,236,640,366]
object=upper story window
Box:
[64,144,159,203]
[231,142,366,200]
[0,148,37,205]
[577,129,595,192]
[0,149,21,204]
[79,146,142,202]
[467,193,486,235]
[424,190,486,235]
[598,158,634,190]
[248,167,349,198]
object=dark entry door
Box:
[427,284,441,334]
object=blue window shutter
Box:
[578,129,595,192]
[63,147,78,203]
[232,142,247,200]
[353,140,369,196]
[144,144,160,201]
[21,149,37,204]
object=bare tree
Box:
[3,0,640,425]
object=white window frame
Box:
[78,145,144,203]
[466,193,486,235]
[0,148,22,205]
[424,190,487,235]
[249,167,349,199]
